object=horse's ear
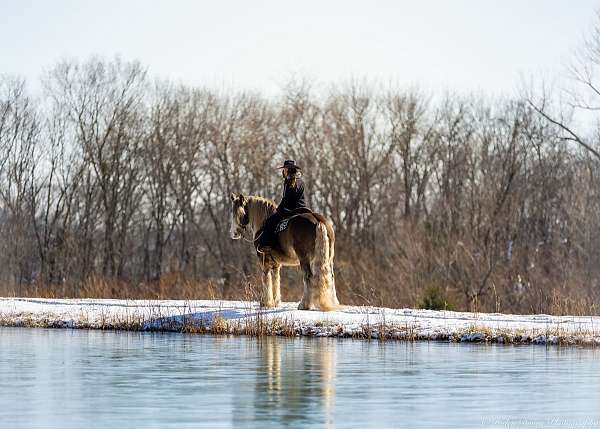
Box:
[230,192,237,202]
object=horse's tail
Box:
[312,222,336,310]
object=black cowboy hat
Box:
[277,159,301,170]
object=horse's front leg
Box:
[260,268,275,308]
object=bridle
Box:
[232,200,271,263]
[235,204,268,249]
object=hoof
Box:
[260,301,276,308]
[297,302,317,311]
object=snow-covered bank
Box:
[1,297,599,345]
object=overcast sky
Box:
[1,1,598,96]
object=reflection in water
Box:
[263,336,281,402]
[233,336,337,427]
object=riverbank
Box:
[1,297,599,345]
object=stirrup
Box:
[257,245,272,254]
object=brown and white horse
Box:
[230,193,339,310]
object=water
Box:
[1,328,600,429]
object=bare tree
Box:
[0,77,42,292]
[1,58,599,314]
[528,11,600,161]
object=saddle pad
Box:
[275,218,291,234]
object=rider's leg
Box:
[257,213,282,252]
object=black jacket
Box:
[276,178,307,214]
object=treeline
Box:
[1,58,599,314]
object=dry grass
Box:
[2,304,599,346]
[3,268,598,319]
[2,274,224,301]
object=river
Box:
[1,327,599,428]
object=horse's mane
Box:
[246,195,277,228]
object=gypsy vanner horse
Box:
[230,193,339,310]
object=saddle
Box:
[275,208,324,233]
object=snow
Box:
[1,297,599,345]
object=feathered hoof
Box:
[319,303,339,312]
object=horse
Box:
[229,193,339,311]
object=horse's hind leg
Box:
[272,265,281,306]
[260,269,275,308]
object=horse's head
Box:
[230,192,249,239]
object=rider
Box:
[257,159,307,253]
